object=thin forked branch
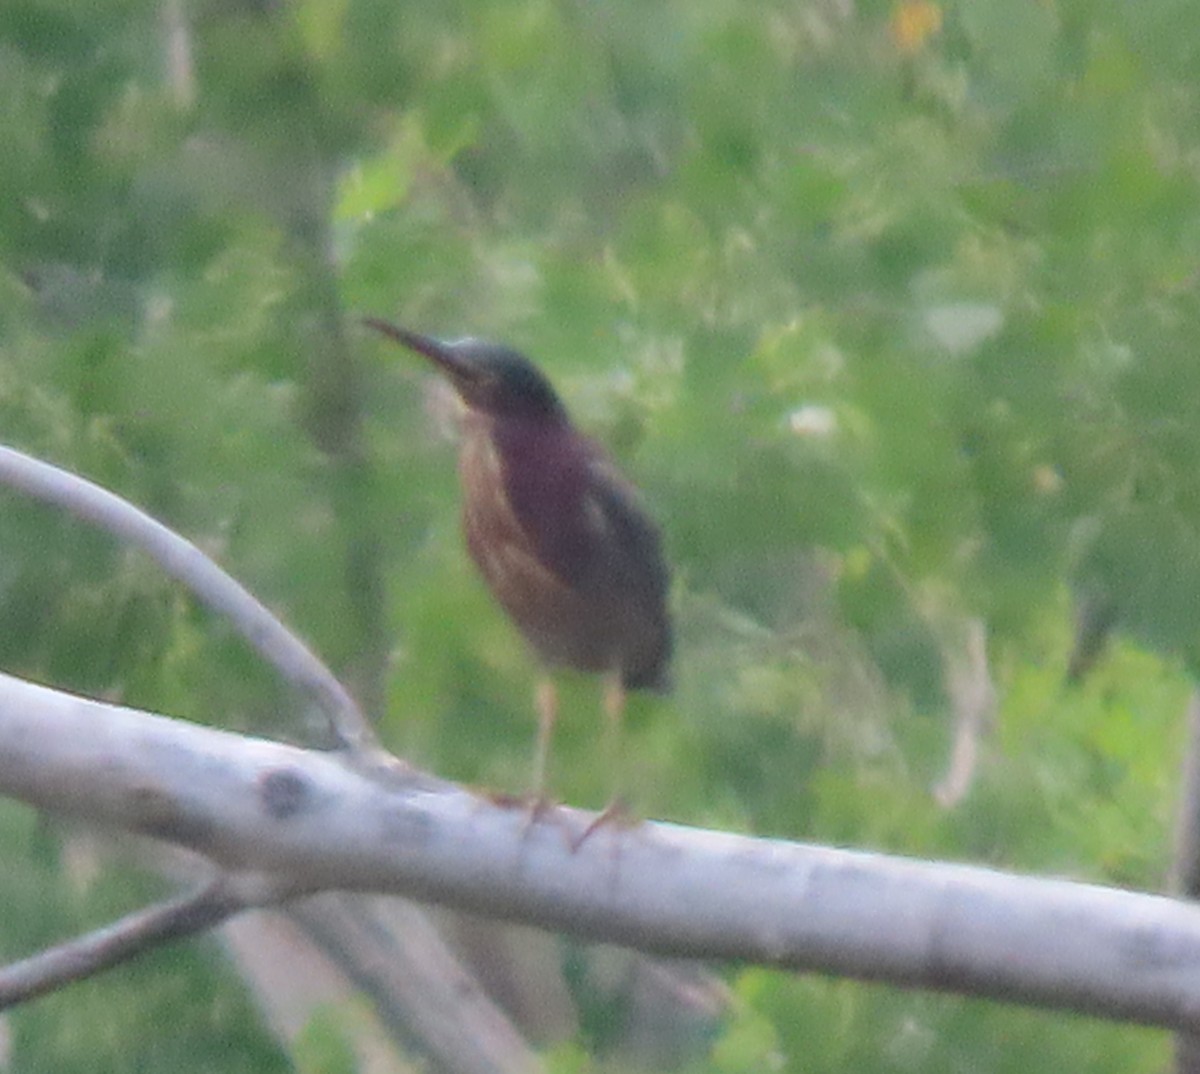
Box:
[0,444,379,755]
[0,877,255,1008]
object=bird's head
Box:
[364,318,567,422]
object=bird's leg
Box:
[602,672,626,801]
[532,676,558,801]
[571,672,635,850]
[523,677,581,845]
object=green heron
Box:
[364,317,672,797]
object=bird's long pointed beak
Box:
[362,317,478,383]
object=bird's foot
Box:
[484,789,578,845]
[523,793,557,828]
[482,788,537,810]
[569,796,640,852]
[483,790,642,853]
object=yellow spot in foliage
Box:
[890,1,943,54]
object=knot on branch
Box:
[258,766,310,820]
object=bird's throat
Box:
[460,411,591,577]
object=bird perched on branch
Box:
[364,317,672,800]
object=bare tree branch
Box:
[1171,690,1200,900]
[219,909,424,1073]
[0,443,520,1068]
[0,877,252,1008]
[0,444,379,755]
[293,896,542,1074]
[160,0,194,108]
[4,670,1200,1033]
[933,617,996,808]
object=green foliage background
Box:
[1,0,1199,1069]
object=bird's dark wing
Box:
[576,456,673,689]
[579,457,669,605]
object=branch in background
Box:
[0,877,254,1008]
[0,441,507,1068]
[292,896,541,1074]
[0,444,380,756]
[1170,690,1200,900]
[160,0,194,108]
[1066,586,1120,686]
[219,909,424,1074]
[933,617,996,808]
[4,671,1200,1035]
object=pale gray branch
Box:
[3,672,1200,1033]
[0,443,507,1070]
[0,877,251,1008]
[160,0,195,108]
[293,896,541,1074]
[0,444,378,753]
[1171,690,1200,898]
[933,617,996,808]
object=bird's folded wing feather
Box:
[576,457,670,609]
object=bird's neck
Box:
[463,410,588,514]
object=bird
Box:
[364,317,672,802]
